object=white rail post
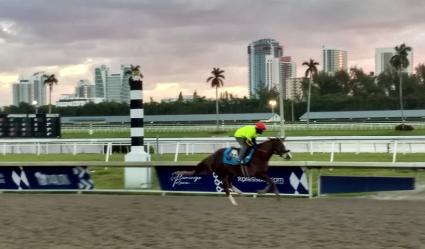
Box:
[330,142,335,162]
[174,142,180,162]
[73,143,77,155]
[356,141,360,154]
[308,168,313,198]
[309,141,314,155]
[185,143,189,156]
[392,140,398,163]
[2,143,6,156]
[105,142,112,162]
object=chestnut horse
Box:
[174,137,292,205]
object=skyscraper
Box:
[75,80,95,98]
[95,65,108,99]
[12,79,33,106]
[280,56,297,100]
[32,72,47,106]
[322,47,347,73]
[375,47,413,75]
[248,39,283,97]
[94,65,130,103]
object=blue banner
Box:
[0,166,94,190]
[156,166,309,195]
[320,176,415,194]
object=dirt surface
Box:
[0,194,424,249]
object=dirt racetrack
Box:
[0,194,424,249]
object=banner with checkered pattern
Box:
[0,166,94,190]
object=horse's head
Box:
[269,137,292,160]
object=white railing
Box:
[61,122,425,133]
[1,136,425,163]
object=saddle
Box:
[222,147,255,166]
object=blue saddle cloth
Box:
[222,147,255,166]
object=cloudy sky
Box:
[1,0,424,106]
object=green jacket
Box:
[234,125,257,141]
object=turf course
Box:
[61,126,425,138]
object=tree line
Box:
[2,64,425,121]
[2,43,425,121]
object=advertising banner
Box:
[320,176,415,194]
[0,166,94,190]
[156,166,309,195]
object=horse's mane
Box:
[258,137,281,147]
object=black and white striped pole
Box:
[124,65,150,188]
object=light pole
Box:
[32,100,38,114]
[278,80,286,138]
[268,99,276,126]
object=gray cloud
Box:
[0,0,424,105]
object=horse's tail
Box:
[193,156,213,175]
[173,154,214,176]
[174,149,224,175]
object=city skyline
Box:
[1,0,425,107]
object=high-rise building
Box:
[12,79,33,106]
[75,80,95,99]
[56,80,102,107]
[248,39,283,97]
[94,65,130,103]
[12,73,47,106]
[95,65,108,99]
[31,72,48,106]
[375,47,413,75]
[322,47,347,73]
[280,56,297,100]
[286,77,304,101]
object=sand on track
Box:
[0,194,424,249]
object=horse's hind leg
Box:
[231,185,243,195]
[256,173,280,199]
[228,175,243,195]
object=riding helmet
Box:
[255,121,267,131]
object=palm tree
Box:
[43,74,58,114]
[390,43,411,123]
[125,64,143,81]
[206,67,225,129]
[302,59,319,127]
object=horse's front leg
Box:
[256,173,280,199]
[221,175,238,206]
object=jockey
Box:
[234,121,267,165]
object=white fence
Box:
[1,136,425,163]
